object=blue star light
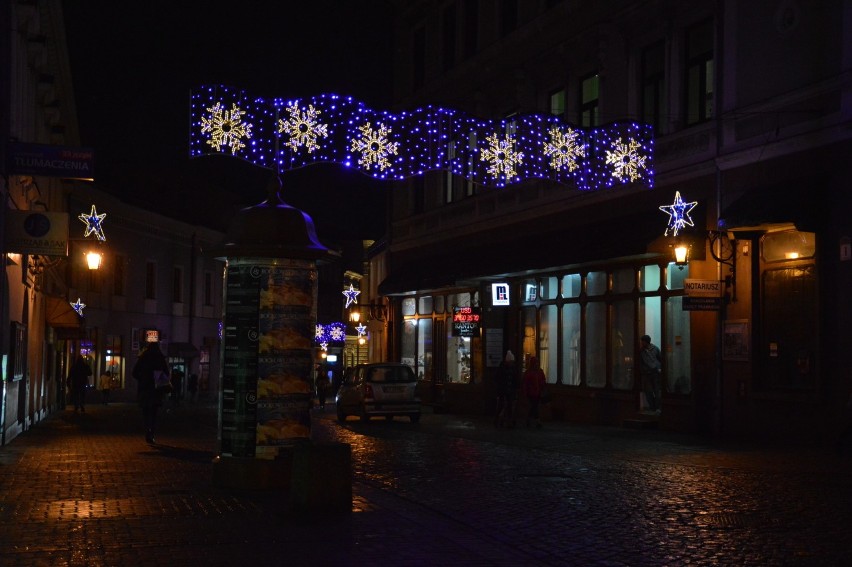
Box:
[79,204,107,241]
[70,298,86,316]
[356,323,367,336]
[659,191,697,236]
[342,284,360,308]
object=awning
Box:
[45,295,81,328]
[167,342,199,359]
[718,184,821,232]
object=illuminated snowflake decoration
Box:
[543,127,585,172]
[70,298,86,316]
[604,137,648,182]
[327,322,347,343]
[659,191,698,236]
[315,323,327,342]
[278,102,328,154]
[342,284,360,308]
[350,122,399,171]
[356,323,367,337]
[480,132,524,180]
[78,204,107,241]
[200,102,253,155]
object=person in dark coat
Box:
[522,356,547,429]
[132,341,170,444]
[68,355,93,413]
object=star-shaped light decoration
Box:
[355,323,367,337]
[659,191,698,236]
[70,298,86,316]
[342,284,360,308]
[78,205,107,241]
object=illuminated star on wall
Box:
[342,284,360,308]
[659,191,698,236]
[78,205,107,241]
[70,298,86,316]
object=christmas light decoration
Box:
[342,284,360,308]
[659,191,698,236]
[315,323,327,342]
[189,85,655,190]
[71,298,85,316]
[327,322,347,343]
[78,205,106,241]
[355,323,367,336]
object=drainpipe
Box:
[713,0,726,437]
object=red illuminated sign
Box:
[452,306,481,337]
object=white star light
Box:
[78,205,107,241]
[342,284,360,308]
[70,298,86,316]
[659,191,698,236]
[356,323,367,336]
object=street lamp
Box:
[85,250,103,270]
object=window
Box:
[113,254,125,296]
[580,74,599,127]
[612,300,634,390]
[173,267,183,303]
[500,0,518,36]
[463,0,478,58]
[203,272,213,306]
[550,89,566,117]
[585,302,606,387]
[145,262,156,299]
[413,25,426,89]
[761,230,815,262]
[641,41,666,132]
[561,303,581,385]
[541,305,557,384]
[685,19,714,125]
[442,2,457,72]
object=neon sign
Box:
[452,306,481,337]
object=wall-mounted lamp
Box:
[672,240,691,270]
[85,250,103,270]
[348,301,388,322]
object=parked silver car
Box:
[336,363,421,423]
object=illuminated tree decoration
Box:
[189,85,655,190]
[78,204,107,241]
[70,298,86,316]
[200,102,253,155]
[327,322,347,343]
[279,102,328,154]
[659,191,698,236]
[350,122,399,171]
[480,132,524,180]
[342,284,360,308]
[543,127,585,172]
[355,323,367,337]
[605,137,648,183]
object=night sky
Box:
[62,1,394,240]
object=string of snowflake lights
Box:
[189,85,654,190]
[315,322,348,344]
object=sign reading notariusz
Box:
[683,278,722,311]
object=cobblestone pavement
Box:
[1,401,850,566]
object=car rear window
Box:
[366,366,416,383]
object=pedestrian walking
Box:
[522,356,546,429]
[68,355,92,413]
[132,341,170,444]
[99,370,112,405]
[316,372,330,410]
[639,334,662,414]
[495,350,517,428]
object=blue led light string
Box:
[189,85,655,191]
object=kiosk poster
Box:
[220,264,262,458]
[254,261,316,457]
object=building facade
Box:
[377,0,852,439]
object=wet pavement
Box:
[1,400,850,566]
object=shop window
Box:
[640,264,661,292]
[586,271,607,296]
[612,300,634,390]
[561,303,581,385]
[521,306,537,369]
[448,335,471,383]
[540,305,557,384]
[402,298,417,316]
[761,230,815,262]
[666,263,688,289]
[418,318,433,381]
[540,276,558,300]
[666,296,692,394]
[522,279,538,302]
[612,268,635,294]
[434,295,445,314]
[585,302,606,387]
[761,265,817,390]
[562,274,581,298]
[419,296,433,314]
[401,319,417,368]
[639,296,662,362]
